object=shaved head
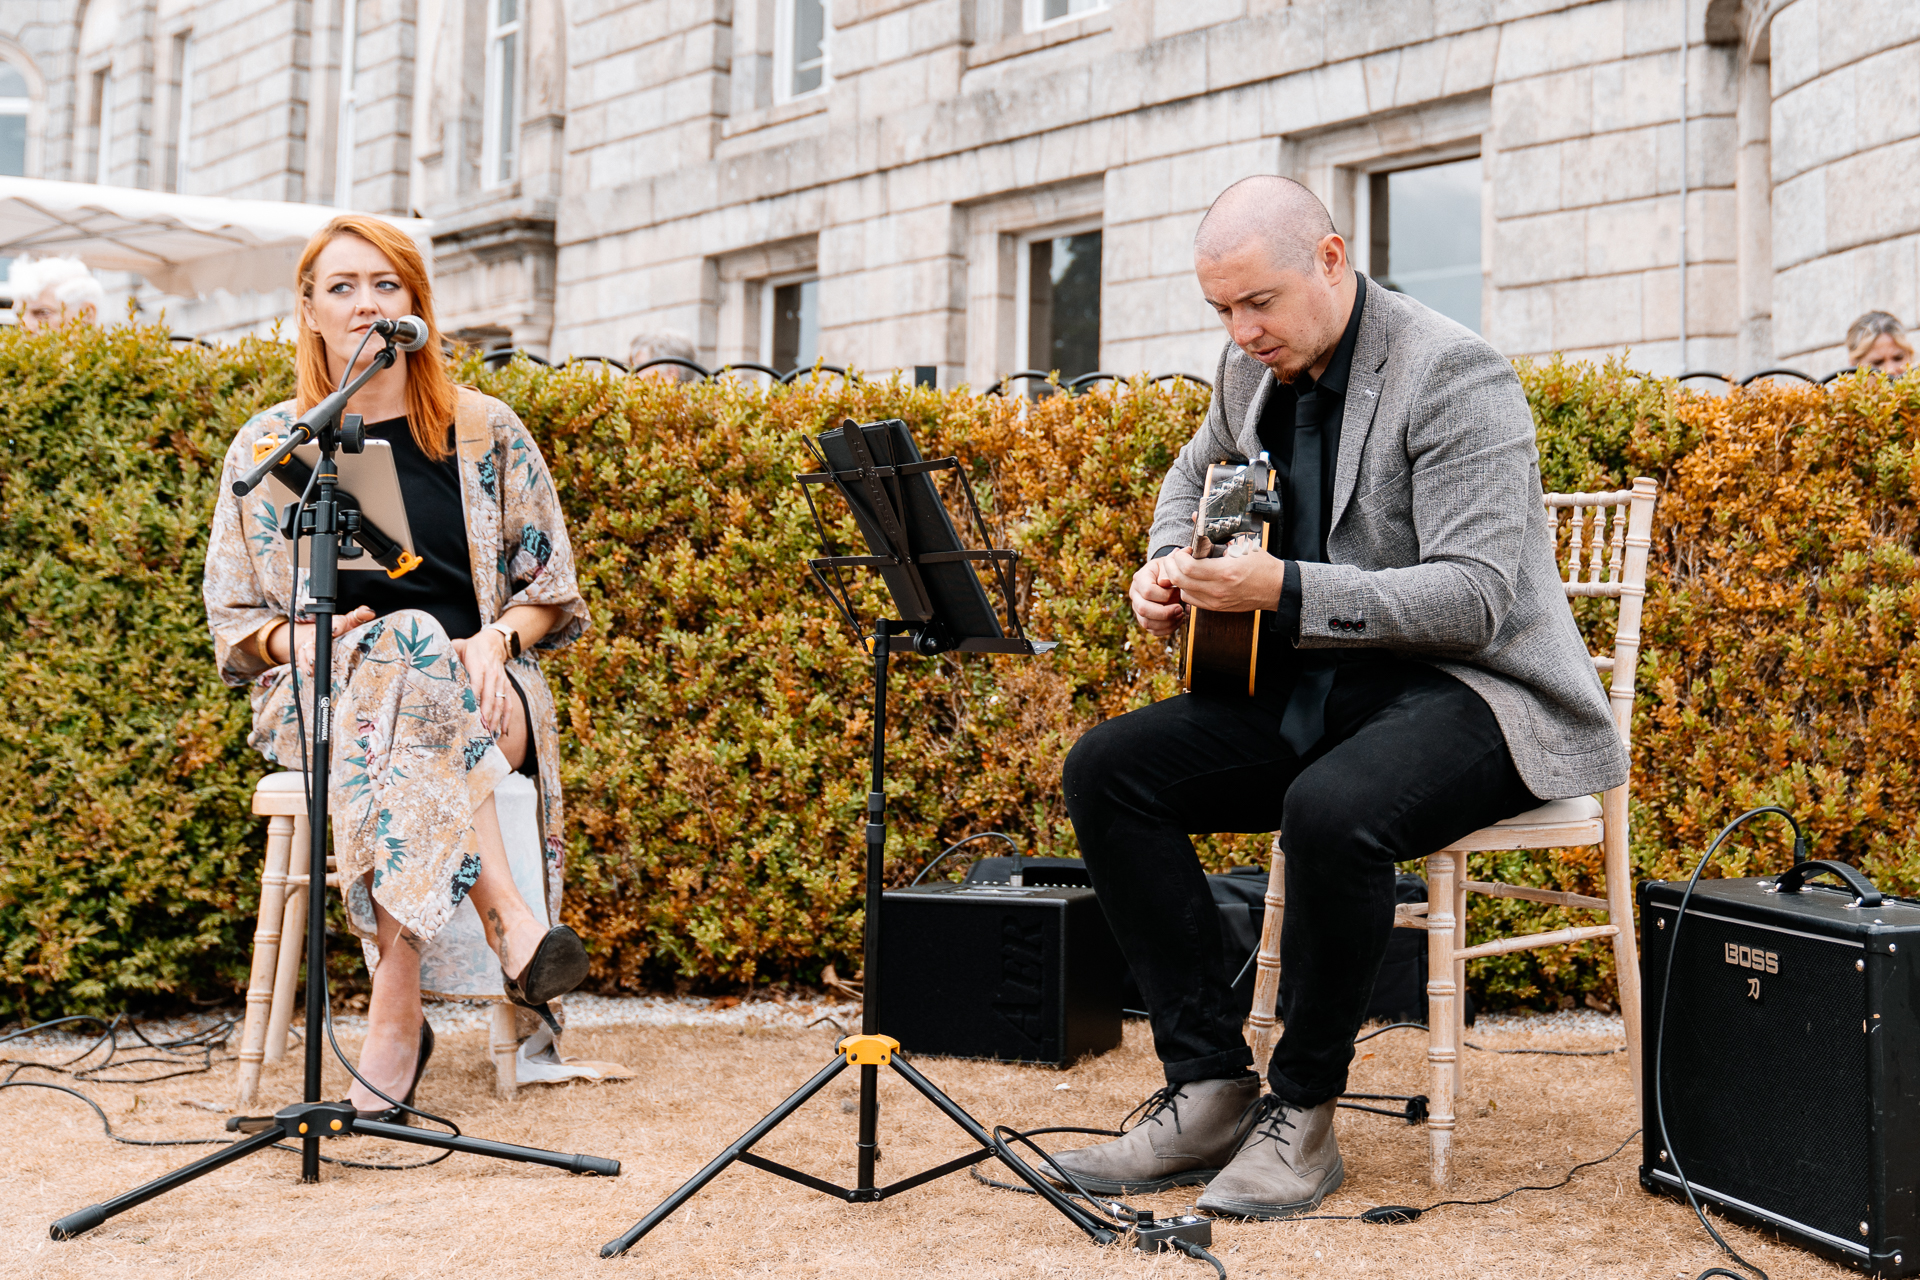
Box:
[1194,175,1337,272]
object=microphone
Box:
[371,315,429,352]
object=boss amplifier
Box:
[1639,862,1920,1275]
[874,882,1124,1068]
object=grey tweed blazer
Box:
[1149,278,1628,800]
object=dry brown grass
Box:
[2,1017,1849,1279]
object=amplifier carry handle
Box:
[1774,859,1884,908]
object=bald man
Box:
[1049,177,1626,1217]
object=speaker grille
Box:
[1652,904,1870,1245]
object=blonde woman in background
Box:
[1848,311,1911,376]
[204,214,592,1120]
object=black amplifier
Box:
[873,883,1124,1068]
[1639,863,1920,1275]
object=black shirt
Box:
[1258,273,1367,639]
[1155,275,1368,642]
[336,416,482,641]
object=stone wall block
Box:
[1310,57,1370,127]
[1152,0,1246,43]
[1852,41,1920,154]
[1105,156,1176,223]
[1432,0,1495,37]
[1768,166,1827,273]
[1034,115,1117,185]
[1102,220,1155,282]
[1847,233,1919,331]
[1440,23,1500,95]
[1391,32,1450,106]
[1262,69,1323,134]
[1100,275,1174,343]
[1817,0,1920,75]
[1619,0,1680,58]
[1491,66,1592,149]
[1769,0,1819,97]
[1691,187,1740,262]
[1549,272,1643,348]
[1204,7,1325,92]
[1484,279,1554,353]
[1495,142,1561,218]
[1494,0,1621,82]
[1361,48,1400,113]
[1824,136,1920,254]
[1585,196,1675,277]
[1560,127,1658,208]
[1771,250,1860,358]
[1490,207,1587,286]
[1594,51,1680,134]
[1325,0,1434,64]
[1769,63,1857,183]
[1148,210,1204,277]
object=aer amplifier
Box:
[1639,862,1920,1275]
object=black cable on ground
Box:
[1351,1019,1626,1055]
[0,1004,462,1171]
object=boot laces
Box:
[1121,1084,1186,1136]
[1240,1093,1300,1152]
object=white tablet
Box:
[262,439,418,571]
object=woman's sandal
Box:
[503,924,590,1038]
[347,1019,435,1124]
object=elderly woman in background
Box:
[1847,311,1911,376]
[7,256,107,330]
[204,214,591,1120]
[628,329,701,381]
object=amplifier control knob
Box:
[1860,1222,1870,1236]
[1858,959,1866,971]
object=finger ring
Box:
[496,692,508,700]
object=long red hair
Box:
[295,215,457,461]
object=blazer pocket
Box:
[1353,478,1411,517]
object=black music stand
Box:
[600,418,1083,1257]
[50,334,619,1243]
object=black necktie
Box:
[1280,387,1336,755]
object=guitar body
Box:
[1178,460,1274,697]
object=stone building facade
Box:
[3,0,1915,381]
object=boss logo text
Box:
[1725,942,1778,974]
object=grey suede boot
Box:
[1196,1094,1344,1218]
[1044,1075,1262,1194]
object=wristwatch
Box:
[488,620,521,659]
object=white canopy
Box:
[0,178,433,298]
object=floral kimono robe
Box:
[204,387,588,976]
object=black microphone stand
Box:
[51,335,619,1242]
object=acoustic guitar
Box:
[1178,455,1281,697]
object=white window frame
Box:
[166,32,193,194]
[759,270,820,369]
[1023,0,1106,33]
[482,0,522,188]
[334,0,358,207]
[773,0,830,104]
[1013,218,1102,377]
[87,67,113,184]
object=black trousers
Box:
[1061,659,1539,1107]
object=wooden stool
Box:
[234,773,543,1108]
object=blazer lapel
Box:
[1332,277,1390,528]
[1241,370,1275,459]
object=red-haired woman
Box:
[204,215,589,1119]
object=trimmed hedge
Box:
[4,322,1919,1022]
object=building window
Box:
[764,276,820,371]
[87,69,113,184]
[0,60,27,177]
[1021,229,1102,383]
[777,0,828,100]
[165,33,193,193]
[483,0,520,186]
[1025,0,1103,29]
[1365,156,1483,333]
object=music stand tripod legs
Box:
[603,418,1085,1257]
[51,343,619,1242]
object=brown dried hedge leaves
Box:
[5,324,1918,1018]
